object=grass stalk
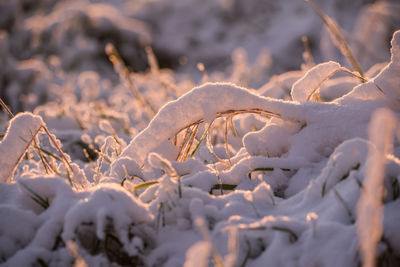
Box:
[229,116,238,137]
[0,98,14,118]
[106,43,157,116]
[306,0,364,79]
[133,181,159,191]
[41,126,74,186]
[306,66,381,102]
[19,181,50,210]
[190,120,215,158]
[180,123,200,162]
[175,108,280,136]
[176,126,192,161]
[224,118,232,166]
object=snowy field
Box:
[0,0,400,266]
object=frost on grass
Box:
[0,9,400,267]
[357,109,397,267]
[117,82,304,167]
[0,112,43,183]
[291,61,341,102]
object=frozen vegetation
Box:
[0,0,400,266]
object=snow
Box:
[291,61,341,102]
[0,113,43,183]
[116,82,304,167]
[373,30,400,109]
[0,0,400,266]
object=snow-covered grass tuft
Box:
[0,1,399,266]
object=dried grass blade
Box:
[306,0,364,79]
[41,126,74,186]
[180,123,199,162]
[306,66,373,101]
[176,126,192,161]
[19,181,50,210]
[134,181,159,192]
[32,142,51,174]
[0,98,14,118]
[229,116,238,137]
[301,35,315,69]
[224,118,232,166]
[191,120,214,158]
[306,67,341,101]
[34,143,62,175]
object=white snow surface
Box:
[291,61,341,102]
[0,113,43,182]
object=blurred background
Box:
[0,0,399,114]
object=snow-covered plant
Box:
[0,1,399,266]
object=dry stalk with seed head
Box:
[106,43,157,116]
[145,45,181,99]
[306,0,365,79]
